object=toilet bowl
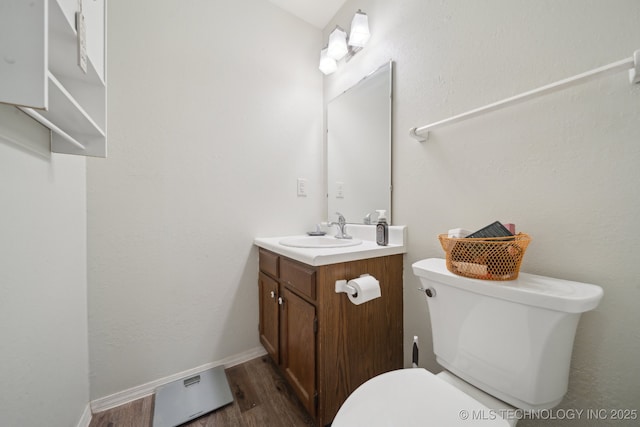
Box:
[333,369,514,427]
[332,258,603,427]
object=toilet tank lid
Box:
[412,258,603,313]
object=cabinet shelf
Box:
[49,0,105,88]
[20,72,106,156]
[0,0,106,157]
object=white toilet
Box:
[332,258,603,426]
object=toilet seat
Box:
[332,369,511,427]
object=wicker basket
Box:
[438,233,531,281]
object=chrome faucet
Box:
[363,211,378,225]
[330,212,352,239]
[364,212,372,225]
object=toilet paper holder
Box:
[335,274,374,297]
[335,279,357,297]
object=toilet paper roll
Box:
[347,275,381,305]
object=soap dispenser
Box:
[376,210,388,246]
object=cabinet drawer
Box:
[280,258,316,300]
[259,249,279,278]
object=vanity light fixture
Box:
[348,10,370,48]
[319,10,371,75]
[327,26,348,61]
[319,47,338,75]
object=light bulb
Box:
[348,11,370,48]
[327,26,348,60]
[319,48,337,75]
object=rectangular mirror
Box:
[327,61,392,224]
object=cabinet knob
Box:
[270,291,276,299]
[278,297,284,305]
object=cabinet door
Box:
[259,272,279,363]
[281,288,316,417]
[0,0,47,108]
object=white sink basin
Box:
[279,236,362,248]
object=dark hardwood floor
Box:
[89,356,316,427]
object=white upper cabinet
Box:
[0,1,47,109]
[0,0,107,157]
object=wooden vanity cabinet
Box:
[258,272,279,360]
[258,249,280,361]
[259,251,318,416]
[280,286,317,416]
[258,248,403,426]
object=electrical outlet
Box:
[297,178,308,197]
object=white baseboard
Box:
[90,346,267,414]
[76,403,92,427]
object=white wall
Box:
[87,0,323,400]
[0,107,90,426]
[324,0,640,423]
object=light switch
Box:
[297,178,308,197]
[336,182,344,198]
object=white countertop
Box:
[254,225,407,266]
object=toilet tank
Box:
[412,258,603,410]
